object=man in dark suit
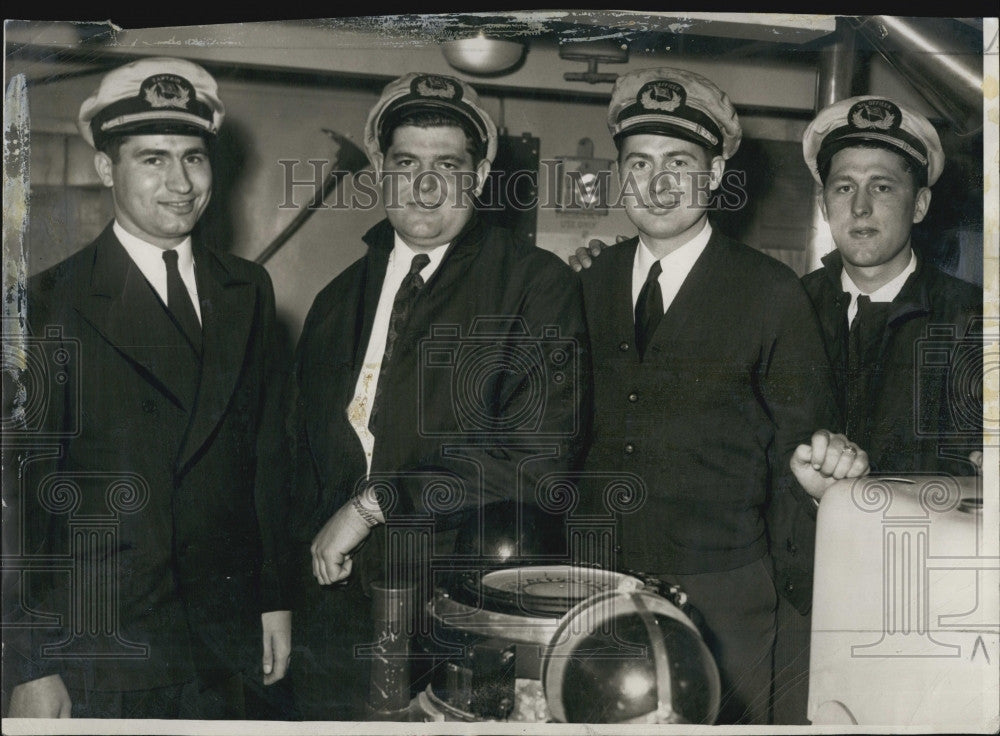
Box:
[769,95,984,724]
[5,57,291,719]
[287,72,590,720]
[570,67,865,725]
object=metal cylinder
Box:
[366,582,416,719]
[806,18,859,274]
[816,19,858,110]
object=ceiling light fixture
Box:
[441,34,526,76]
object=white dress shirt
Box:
[347,234,448,476]
[114,221,201,323]
[841,248,917,325]
[632,219,713,313]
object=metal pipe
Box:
[816,19,858,110]
[806,19,858,274]
[848,16,983,135]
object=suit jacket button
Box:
[623,442,635,455]
[786,539,798,554]
[619,341,630,352]
[142,399,156,414]
[785,581,795,593]
[613,545,623,554]
[627,392,638,403]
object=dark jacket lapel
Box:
[410,214,486,298]
[355,221,393,373]
[357,215,486,347]
[648,228,728,349]
[178,244,256,471]
[74,225,191,409]
[819,248,931,366]
[816,252,851,365]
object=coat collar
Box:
[352,212,486,367]
[75,224,191,406]
[362,212,486,268]
[819,248,931,326]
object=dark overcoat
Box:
[10,224,288,692]
[288,215,592,572]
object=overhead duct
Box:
[806,19,860,275]
[848,16,983,135]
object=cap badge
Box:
[141,74,192,110]
[415,75,459,100]
[638,80,685,113]
[848,99,900,132]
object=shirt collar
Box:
[840,248,917,304]
[113,221,194,271]
[635,219,713,276]
[390,231,448,281]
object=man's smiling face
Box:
[95,134,212,249]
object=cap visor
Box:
[818,134,927,175]
[615,121,720,153]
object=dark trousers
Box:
[659,557,777,725]
[291,545,374,721]
[771,594,811,724]
[68,671,297,720]
[69,673,241,719]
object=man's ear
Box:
[708,155,725,192]
[474,159,491,197]
[94,152,114,188]
[912,186,932,225]
[819,190,830,223]
[371,151,384,180]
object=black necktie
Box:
[847,295,872,363]
[369,253,431,431]
[635,260,664,359]
[163,249,202,355]
[846,294,890,442]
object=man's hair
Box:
[381,110,486,162]
[96,136,127,163]
[818,142,928,189]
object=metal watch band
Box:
[351,493,381,528]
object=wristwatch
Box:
[351,487,382,528]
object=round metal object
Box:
[542,589,720,724]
